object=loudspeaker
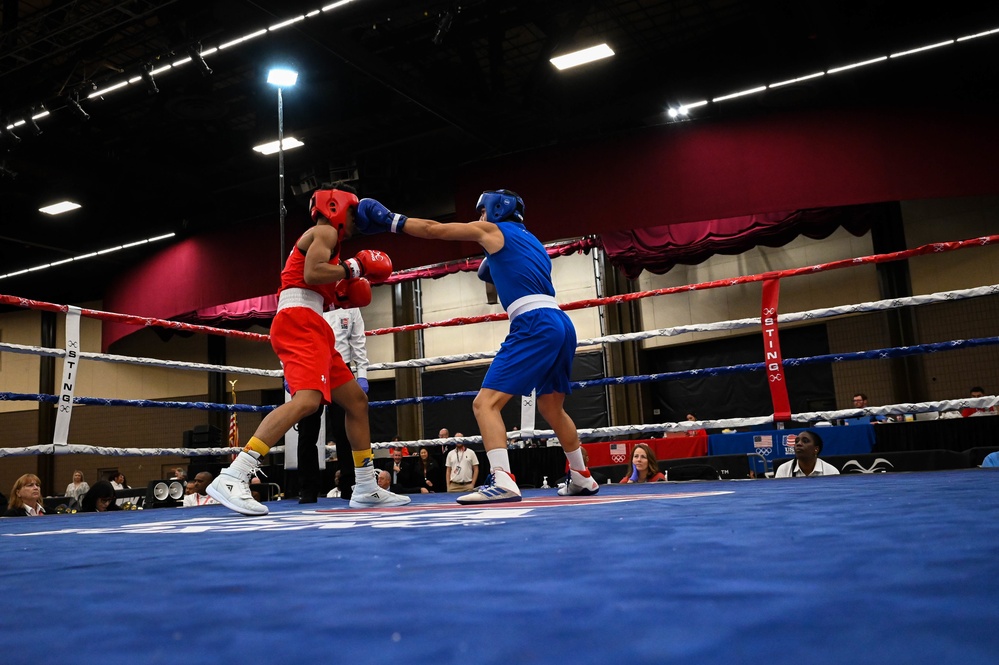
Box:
[145,479,185,508]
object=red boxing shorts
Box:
[270,307,355,404]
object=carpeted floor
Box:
[3,470,998,665]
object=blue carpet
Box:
[2,470,998,665]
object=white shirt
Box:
[65,482,90,502]
[183,493,219,507]
[775,458,840,478]
[323,308,368,380]
[446,447,479,483]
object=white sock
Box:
[565,447,585,471]
[486,448,511,473]
[354,465,375,487]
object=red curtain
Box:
[600,204,879,279]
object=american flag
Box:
[228,380,239,459]
[610,443,627,463]
[228,409,239,448]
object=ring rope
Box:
[0,392,273,412]
[3,305,998,412]
[3,396,994,458]
[366,336,999,408]
[367,283,999,371]
[3,282,993,377]
[1,235,994,348]
[0,341,282,377]
[0,294,270,342]
[364,235,999,336]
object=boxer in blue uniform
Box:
[353,189,600,503]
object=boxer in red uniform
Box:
[208,185,410,515]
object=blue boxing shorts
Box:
[482,307,576,396]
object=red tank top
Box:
[278,235,341,308]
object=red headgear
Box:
[309,188,360,235]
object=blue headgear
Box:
[476,189,525,224]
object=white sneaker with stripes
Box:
[456,470,522,505]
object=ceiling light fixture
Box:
[712,85,767,103]
[140,63,159,94]
[550,43,615,71]
[1,125,22,148]
[890,40,954,59]
[66,97,90,120]
[187,44,213,76]
[252,137,305,155]
[826,56,888,75]
[0,233,176,281]
[266,67,300,267]
[39,201,81,215]
[323,1,355,11]
[769,71,825,88]
[267,68,299,87]
[269,16,306,32]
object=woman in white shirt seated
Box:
[775,430,840,478]
[65,470,90,506]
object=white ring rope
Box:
[367,283,999,370]
[1,397,994,457]
[0,342,283,377]
[1,283,995,377]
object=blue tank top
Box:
[486,222,555,310]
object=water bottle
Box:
[540,475,550,489]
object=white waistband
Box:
[507,294,559,320]
[277,288,324,314]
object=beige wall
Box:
[637,226,880,348]
[422,251,600,364]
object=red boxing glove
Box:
[342,249,393,282]
[332,278,372,309]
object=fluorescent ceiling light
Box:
[769,71,825,88]
[39,201,82,215]
[712,86,767,103]
[0,233,176,281]
[252,137,305,155]
[270,16,306,31]
[957,27,999,42]
[267,68,299,87]
[550,44,615,71]
[890,40,954,59]
[827,56,887,74]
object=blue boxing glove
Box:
[357,377,369,394]
[629,464,639,483]
[476,256,493,284]
[355,198,408,235]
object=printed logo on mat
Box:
[3,492,732,536]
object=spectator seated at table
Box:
[684,412,707,437]
[774,430,840,478]
[619,443,665,483]
[843,392,886,425]
[960,386,997,418]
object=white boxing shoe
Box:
[206,451,269,516]
[348,485,411,508]
[557,469,600,496]
[456,470,522,505]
